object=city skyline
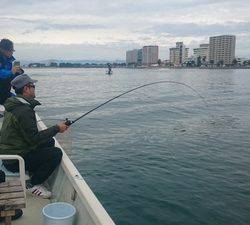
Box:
[1,0,250,60]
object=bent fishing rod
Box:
[64,80,208,126]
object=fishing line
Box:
[36,118,64,123]
[65,80,208,126]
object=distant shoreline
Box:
[24,67,250,70]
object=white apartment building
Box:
[193,44,209,63]
[126,49,138,65]
[170,48,179,65]
[142,46,159,65]
[209,35,236,65]
[169,42,188,66]
[126,49,143,65]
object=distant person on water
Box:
[107,63,112,75]
[0,38,24,105]
[0,74,69,198]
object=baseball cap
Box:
[0,39,14,51]
[11,74,38,89]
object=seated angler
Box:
[0,74,69,198]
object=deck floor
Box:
[12,193,50,225]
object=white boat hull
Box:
[37,115,116,225]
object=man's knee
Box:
[38,138,55,148]
[49,138,55,147]
[52,147,63,164]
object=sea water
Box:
[28,68,250,225]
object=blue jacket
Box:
[0,52,16,104]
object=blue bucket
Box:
[42,202,76,225]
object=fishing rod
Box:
[64,80,208,126]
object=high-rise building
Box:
[137,49,143,65]
[126,49,138,65]
[126,49,143,66]
[169,42,188,66]
[185,47,189,61]
[193,43,209,63]
[142,46,159,65]
[209,35,236,65]
[170,48,179,66]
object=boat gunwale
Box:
[36,114,115,225]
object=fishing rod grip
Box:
[65,118,73,126]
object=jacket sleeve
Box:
[0,69,13,78]
[16,106,60,146]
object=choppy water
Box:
[28,68,250,225]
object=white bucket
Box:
[42,202,76,225]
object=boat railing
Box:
[0,155,26,198]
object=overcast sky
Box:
[1,0,250,61]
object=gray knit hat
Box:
[11,74,37,89]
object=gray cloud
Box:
[34,23,106,31]
[147,22,250,37]
[1,0,249,16]
[0,0,250,60]
[0,16,106,31]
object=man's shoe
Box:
[0,209,23,221]
[26,184,52,199]
[0,105,5,118]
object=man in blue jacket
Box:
[0,38,23,105]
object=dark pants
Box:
[3,139,62,185]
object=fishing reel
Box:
[65,118,73,126]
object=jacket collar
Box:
[16,95,41,109]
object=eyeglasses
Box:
[4,49,15,53]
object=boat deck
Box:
[12,194,50,225]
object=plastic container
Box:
[42,202,76,225]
